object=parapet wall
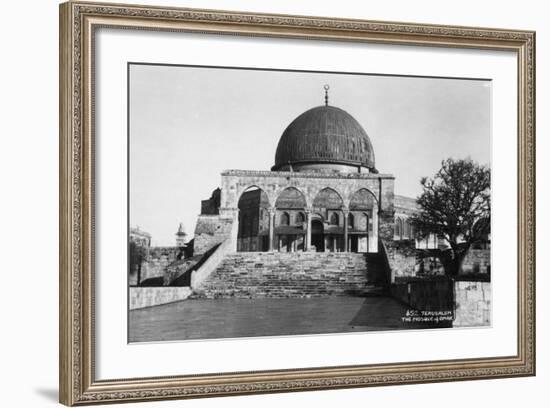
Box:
[384,239,417,282]
[454,281,491,327]
[391,278,454,312]
[141,247,181,282]
[129,287,191,310]
[391,279,491,327]
[129,246,182,285]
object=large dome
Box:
[272,105,376,173]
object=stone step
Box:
[195,252,389,299]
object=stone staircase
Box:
[193,251,389,299]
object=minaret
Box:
[175,223,187,247]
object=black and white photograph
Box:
[128,63,491,343]
[1,0,544,405]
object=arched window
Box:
[295,212,305,224]
[409,223,415,239]
[348,213,355,229]
[403,219,410,238]
[330,212,339,226]
[395,218,402,240]
[281,212,290,226]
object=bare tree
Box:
[410,158,490,276]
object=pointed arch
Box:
[237,186,270,252]
[349,188,377,210]
[275,187,307,209]
[237,185,271,209]
[313,187,344,209]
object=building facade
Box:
[196,88,395,257]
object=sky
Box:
[129,64,491,246]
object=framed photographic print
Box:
[59,1,536,405]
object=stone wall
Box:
[378,211,394,242]
[461,249,491,275]
[391,279,491,327]
[384,239,417,282]
[391,278,454,312]
[194,251,388,298]
[220,169,395,214]
[190,238,234,288]
[163,256,201,286]
[201,188,221,215]
[129,287,191,310]
[379,241,490,282]
[454,281,491,327]
[193,215,234,255]
[140,247,181,282]
[129,246,181,285]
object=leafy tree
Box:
[410,158,490,276]
[129,241,148,285]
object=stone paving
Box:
[129,296,451,343]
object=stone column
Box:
[371,208,379,253]
[220,207,240,252]
[268,207,275,252]
[343,209,349,252]
[305,208,312,251]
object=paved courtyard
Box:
[129,296,451,343]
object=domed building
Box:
[188,85,490,297]
[195,86,397,257]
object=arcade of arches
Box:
[236,184,377,253]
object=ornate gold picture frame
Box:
[59,1,535,405]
